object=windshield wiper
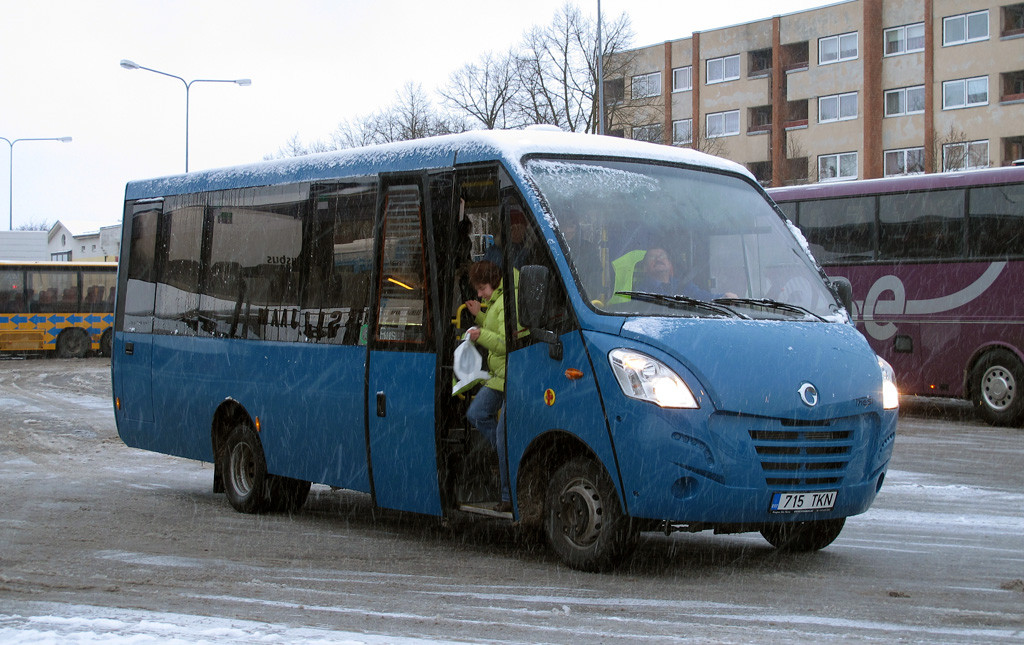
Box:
[616,291,747,319]
[712,297,826,322]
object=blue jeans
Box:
[466,385,510,503]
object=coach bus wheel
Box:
[56,328,90,358]
[970,349,1024,426]
[544,457,637,572]
[99,329,112,358]
[760,517,845,552]
[222,423,273,514]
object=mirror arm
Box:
[529,327,563,361]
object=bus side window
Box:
[154,201,204,337]
[121,202,160,334]
[307,182,375,345]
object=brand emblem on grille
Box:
[798,382,819,407]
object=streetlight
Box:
[1,136,73,231]
[120,59,251,173]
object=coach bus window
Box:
[154,199,204,336]
[1,269,24,313]
[797,196,875,263]
[29,269,78,313]
[122,202,160,333]
[968,183,1024,258]
[82,270,116,314]
[202,186,305,342]
[879,189,964,260]
[306,182,375,345]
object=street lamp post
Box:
[119,59,251,173]
[1,136,73,231]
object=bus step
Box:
[458,502,513,519]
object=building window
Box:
[1004,4,1024,37]
[884,147,925,176]
[884,85,925,116]
[818,92,858,123]
[604,78,624,104]
[749,48,772,76]
[943,10,989,46]
[819,32,858,65]
[632,123,663,144]
[1002,70,1024,102]
[884,23,925,55]
[706,55,740,84]
[706,110,740,137]
[943,76,988,109]
[748,105,772,133]
[51,251,71,262]
[631,72,661,99]
[818,152,858,182]
[943,140,989,171]
[672,66,692,92]
[672,119,692,145]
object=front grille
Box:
[749,425,854,487]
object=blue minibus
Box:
[112,128,897,571]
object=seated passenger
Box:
[634,248,716,300]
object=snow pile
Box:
[0,604,467,645]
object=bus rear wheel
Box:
[543,457,637,572]
[56,328,90,358]
[970,349,1024,426]
[760,517,845,552]
[99,329,112,357]
[222,423,273,514]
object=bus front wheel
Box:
[222,423,273,514]
[544,457,637,572]
[56,328,89,358]
[761,517,845,552]
[970,349,1024,426]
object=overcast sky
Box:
[1,0,831,234]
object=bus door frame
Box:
[364,170,449,516]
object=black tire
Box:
[99,329,113,358]
[760,517,845,552]
[969,349,1024,426]
[56,328,90,358]
[221,423,273,514]
[544,457,637,572]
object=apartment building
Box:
[605,0,1024,186]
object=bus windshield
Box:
[525,158,838,320]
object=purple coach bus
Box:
[770,166,1024,426]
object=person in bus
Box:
[464,260,512,513]
[634,247,737,301]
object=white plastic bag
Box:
[452,328,490,395]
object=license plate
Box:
[770,490,837,513]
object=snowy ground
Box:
[1,358,1022,644]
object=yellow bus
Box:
[0,261,117,357]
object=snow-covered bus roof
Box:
[124,127,752,201]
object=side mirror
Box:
[517,264,562,360]
[829,276,854,315]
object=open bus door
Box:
[365,174,445,515]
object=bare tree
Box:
[439,49,520,130]
[933,124,985,171]
[510,3,634,133]
[15,219,49,231]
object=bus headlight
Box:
[609,349,698,409]
[878,356,899,410]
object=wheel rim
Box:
[981,365,1015,411]
[229,441,256,496]
[555,478,603,547]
